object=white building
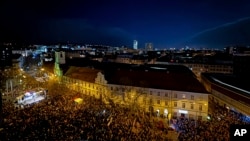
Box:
[133,40,138,50]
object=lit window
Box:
[199,105,202,111]
[165,93,168,97]
[157,100,160,104]
[149,99,153,104]
[191,103,194,109]
[174,102,177,107]
[182,103,185,108]
[165,101,168,106]
[157,92,160,96]
[150,91,152,95]
[182,94,186,98]
[191,95,194,100]
[174,93,177,98]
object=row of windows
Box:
[149,99,203,110]
[188,64,232,68]
[110,86,203,100]
[153,100,203,111]
[150,92,197,100]
[209,68,233,72]
[63,78,204,101]
[63,77,105,91]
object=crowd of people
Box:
[1,88,168,141]
[176,101,250,141]
[1,84,250,141]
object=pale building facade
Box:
[54,50,209,121]
[60,67,209,121]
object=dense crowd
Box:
[176,101,250,141]
[1,91,167,141]
[1,86,250,141]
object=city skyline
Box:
[1,0,250,49]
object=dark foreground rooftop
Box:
[64,63,208,93]
[202,73,250,106]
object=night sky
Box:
[1,0,250,49]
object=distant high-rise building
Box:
[133,40,138,50]
[145,43,153,51]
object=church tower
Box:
[54,47,66,77]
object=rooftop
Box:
[202,73,250,105]
[202,73,250,94]
[64,66,101,83]
[64,63,208,93]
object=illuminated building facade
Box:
[57,64,209,121]
[133,40,138,50]
[54,49,66,77]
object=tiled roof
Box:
[63,63,208,93]
[103,67,208,93]
[64,66,101,83]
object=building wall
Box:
[182,63,233,78]
[133,40,138,50]
[61,75,110,100]
[201,75,250,116]
[211,89,250,115]
[144,89,208,121]
[60,73,209,121]
[55,51,66,64]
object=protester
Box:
[1,89,167,141]
[2,86,249,141]
[176,100,250,141]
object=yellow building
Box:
[57,64,209,121]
